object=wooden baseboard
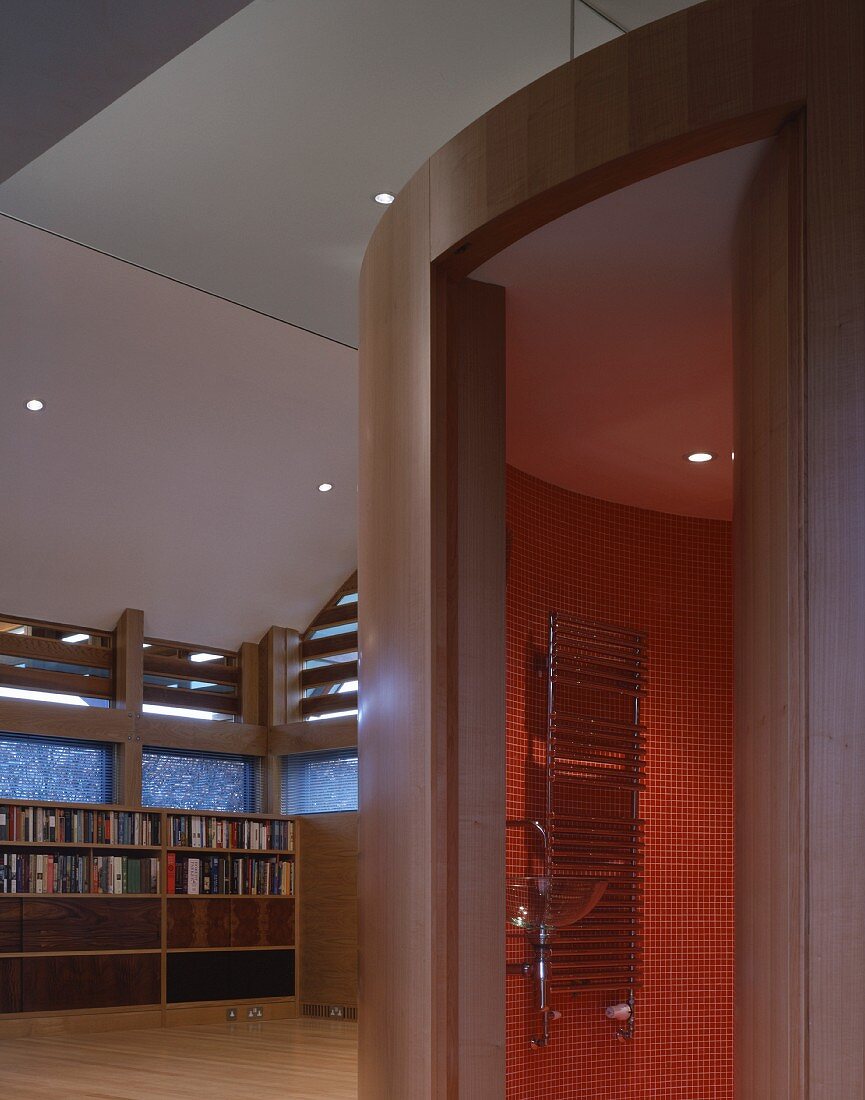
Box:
[165,998,297,1027]
[0,1006,163,1039]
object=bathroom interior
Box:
[473,137,772,1099]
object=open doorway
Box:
[463,131,797,1099]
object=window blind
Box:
[281,749,358,814]
[0,732,115,803]
[142,746,262,813]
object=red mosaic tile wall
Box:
[506,465,733,1099]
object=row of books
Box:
[0,853,160,894]
[0,806,161,846]
[166,814,293,851]
[167,853,294,896]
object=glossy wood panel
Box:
[0,898,22,952]
[298,813,357,1007]
[230,897,294,948]
[22,897,162,953]
[22,954,161,1012]
[166,897,231,949]
[733,121,805,1099]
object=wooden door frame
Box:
[359,2,865,1096]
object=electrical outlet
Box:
[226,1008,237,1021]
[329,1005,345,1018]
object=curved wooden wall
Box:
[359,1,865,1096]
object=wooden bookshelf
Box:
[0,800,298,1035]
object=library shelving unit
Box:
[0,799,298,1035]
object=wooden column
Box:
[258,626,301,812]
[733,121,806,1099]
[358,246,506,1093]
[114,608,144,807]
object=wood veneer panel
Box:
[0,898,22,952]
[22,954,160,1011]
[230,897,294,948]
[167,898,231,949]
[733,122,805,1100]
[447,279,506,1096]
[298,813,357,1006]
[22,897,161,952]
[358,163,435,1100]
[806,1,865,1094]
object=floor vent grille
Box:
[302,1002,358,1021]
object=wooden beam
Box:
[302,692,358,719]
[239,642,260,725]
[0,664,112,699]
[0,634,112,669]
[114,610,144,808]
[269,718,358,756]
[114,610,144,718]
[132,714,267,755]
[0,698,132,742]
[302,632,358,660]
[257,627,301,727]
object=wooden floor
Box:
[0,1018,357,1099]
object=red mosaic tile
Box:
[506,466,733,1099]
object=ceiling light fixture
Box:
[374,192,395,205]
[318,482,333,493]
[686,452,716,463]
[189,652,222,664]
[62,633,90,644]
[25,399,44,412]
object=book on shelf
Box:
[0,852,159,894]
[0,805,160,846]
[166,813,293,851]
[167,854,293,896]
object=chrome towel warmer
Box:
[507,611,646,1047]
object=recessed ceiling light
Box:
[686,452,716,463]
[189,652,222,664]
[318,482,333,493]
[374,192,395,205]
[25,399,44,412]
[62,633,90,644]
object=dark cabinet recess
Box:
[167,948,295,1004]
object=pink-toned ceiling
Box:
[475,140,770,520]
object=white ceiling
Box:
[477,141,769,519]
[0,0,693,349]
[0,215,357,648]
[0,0,697,644]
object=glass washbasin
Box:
[506,874,608,932]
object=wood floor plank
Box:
[0,1018,357,1099]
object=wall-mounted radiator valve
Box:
[605,993,635,1040]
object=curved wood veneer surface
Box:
[359,1,864,1096]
